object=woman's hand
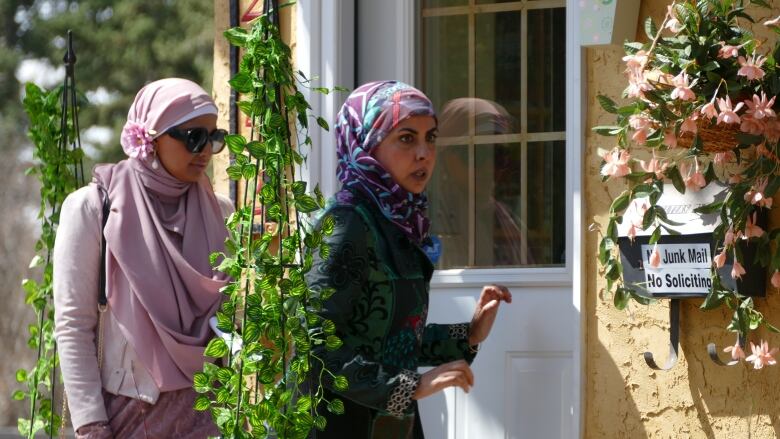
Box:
[413,360,474,400]
[468,284,512,346]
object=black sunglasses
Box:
[165,126,227,154]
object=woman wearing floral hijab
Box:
[307,81,512,438]
[53,78,232,438]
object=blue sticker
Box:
[422,235,443,264]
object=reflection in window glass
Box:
[476,12,521,132]
[527,141,566,265]
[428,145,469,269]
[528,8,566,133]
[424,0,467,7]
[474,144,523,266]
[421,1,566,269]
[423,15,468,113]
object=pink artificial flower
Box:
[601,148,631,178]
[740,115,766,136]
[629,114,653,145]
[772,270,780,289]
[623,50,649,69]
[681,160,706,192]
[744,93,776,120]
[120,121,155,160]
[724,341,746,361]
[671,72,696,101]
[664,130,678,148]
[714,249,727,268]
[731,259,746,279]
[744,178,773,208]
[713,151,734,166]
[626,65,653,99]
[700,100,719,119]
[745,340,778,369]
[665,5,683,33]
[737,55,767,81]
[745,213,765,239]
[724,226,737,246]
[718,42,741,59]
[649,245,661,268]
[717,96,744,125]
[640,155,668,180]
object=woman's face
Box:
[372,115,437,194]
[155,114,216,183]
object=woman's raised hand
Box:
[413,360,474,400]
[468,284,512,346]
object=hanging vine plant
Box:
[15,35,87,437]
[194,3,346,438]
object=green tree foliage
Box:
[2,0,214,161]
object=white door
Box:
[297,1,583,437]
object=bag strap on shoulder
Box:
[97,185,110,310]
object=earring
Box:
[151,150,159,170]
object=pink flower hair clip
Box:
[121,121,157,160]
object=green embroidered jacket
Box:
[307,194,476,438]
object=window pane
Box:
[423,15,469,113]
[424,0,467,7]
[474,144,523,266]
[428,145,469,269]
[528,8,566,132]
[527,141,566,266]
[475,12,521,134]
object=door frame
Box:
[295,1,585,436]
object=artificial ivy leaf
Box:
[333,375,349,391]
[223,27,249,47]
[226,165,243,181]
[295,194,319,213]
[225,134,247,154]
[325,335,343,351]
[700,289,725,310]
[322,319,336,335]
[610,191,630,214]
[12,390,25,401]
[291,181,307,196]
[327,399,345,415]
[229,72,254,94]
[15,369,27,383]
[193,395,211,411]
[321,215,335,236]
[204,338,229,358]
[314,415,327,431]
[246,141,265,159]
[316,117,330,131]
[193,372,210,393]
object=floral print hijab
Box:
[334,81,436,245]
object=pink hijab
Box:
[93,78,229,391]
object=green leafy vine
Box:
[16,82,86,437]
[195,9,345,438]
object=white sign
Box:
[640,243,712,294]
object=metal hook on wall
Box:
[707,333,747,367]
[644,298,680,370]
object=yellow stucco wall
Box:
[212,0,296,199]
[585,2,780,437]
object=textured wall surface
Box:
[584,1,780,438]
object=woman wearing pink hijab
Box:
[53,78,232,438]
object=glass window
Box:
[421,1,566,268]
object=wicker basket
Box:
[676,119,743,152]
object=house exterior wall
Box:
[585,1,780,437]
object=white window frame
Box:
[296,1,584,433]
